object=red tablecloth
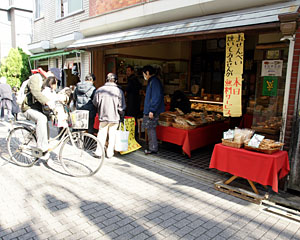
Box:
[156,121,228,157]
[209,144,290,192]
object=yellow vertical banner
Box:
[119,117,141,155]
[223,75,242,117]
[223,33,244,117]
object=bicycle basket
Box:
[70,110,89,129]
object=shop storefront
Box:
[67,1,300,191]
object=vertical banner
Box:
[223,33,244,117]
[223,75,242,117]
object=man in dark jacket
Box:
[74,74,97,134]
[142,65,165,154]
[126,65,142,118]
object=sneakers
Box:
[144,149,157,155]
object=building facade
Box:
[0,0,33,60]
[28,0,90,86]
[30,0,300,192]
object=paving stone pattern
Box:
[0,121,300,240]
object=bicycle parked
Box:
[6,103,105,177]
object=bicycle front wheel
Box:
[59,132,104,177]
[7,127,38,167]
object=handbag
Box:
[114,120,129,152]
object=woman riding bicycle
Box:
[21,68,58,160]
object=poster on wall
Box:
[223,75,242,117]
[223,33,244,117]
[262,76,278,96]
[261,60,283,76]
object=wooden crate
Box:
[214,181,266,204]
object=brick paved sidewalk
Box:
[0,120,299,240]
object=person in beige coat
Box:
[22,71,56,159]
[93,73,126,158]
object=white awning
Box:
[67,0,300,50]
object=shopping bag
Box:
[114,121,129,152]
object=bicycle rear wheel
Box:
[59,132,104,177]
[7,127,38,167]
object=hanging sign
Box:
[223,33,244,117]
[261,60,283,76]
[225,33,244,77]
[223,75,242,117]
[262,76,278,96]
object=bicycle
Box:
[6,103,105,177]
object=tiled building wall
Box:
[89,0,151,16]
[32,0,89,45]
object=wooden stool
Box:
[137,118,148,142]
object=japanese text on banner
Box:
[223,33,244,117]
[223,75,242,117]
[225,33,244,76]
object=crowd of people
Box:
[1,64,166,159]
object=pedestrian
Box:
[74,73,97,134]
[11,86,20,120]
[142,65,165,154]
[93,73,126,158]
[21,69,57,160]
[125,65,142,118]
[0,76,14,121]
[125,65,142,138]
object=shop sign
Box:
[223,75,242,117]
[262,76,278,96]
[261,60,283,76]
[225,33,244,77]
[248,134,265,148]
[223,33,244,117]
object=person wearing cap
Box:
[93,73,126,158]
[0,76,14,121]
[21,69,57,160]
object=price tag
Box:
[223,129,234,140]
[248,134,265,148]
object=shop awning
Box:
[30,50,81,61]
[67,0,300,50]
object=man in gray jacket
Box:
[93,73,126,158]
[74,73,97,134]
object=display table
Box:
[209,144,290,192]
[156,121,228,157]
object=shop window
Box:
[56,0,82,19]
[247,47,288,141]
[35,0,43,19]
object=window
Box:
[56,0,82,19]
[35,0,43,19]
